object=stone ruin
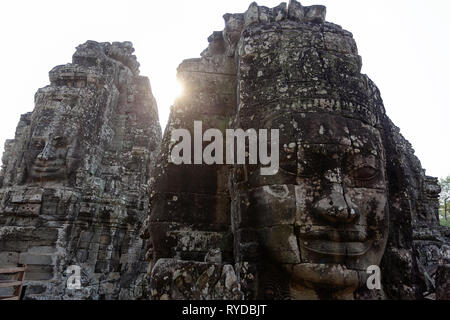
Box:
[0,41,161,299]
[145,1,449,300]
[0,1,449,300]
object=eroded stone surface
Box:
[0,41,161,299]
[0,0,448,301]
[146,1,449,300]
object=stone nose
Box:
[37,142,56,161]
[313,184,360,224]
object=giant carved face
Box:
[236,112,389,299]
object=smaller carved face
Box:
[26,133,80,183]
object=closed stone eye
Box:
[52,136,65,147]
[32,139,45,149]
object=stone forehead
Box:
[31,102,84,132]
[30,120,80,139]
[262,112,383,148]
[29,95,98,141]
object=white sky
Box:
[0,0,449,179]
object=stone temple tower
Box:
[145,1,449,300]
[0,41,161,299]
[0,1,448,301]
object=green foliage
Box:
[438,176,450,221]
[440,176,450,195]
[441,219,450,227]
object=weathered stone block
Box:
[25,265,54,281]
[288,0,305,21]
[150,259,242,300]
[0,40,161,300]
[19,253,53,265]
[244,2,260,28]
[304,5,326,24]
[28,246,56,255]
[0,252,19,266]
[26,284,46,295]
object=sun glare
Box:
[174,79,184,98]
[154,78,184,128]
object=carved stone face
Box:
[24,97,82,184]
[239,113,389,298]
[26,134,79,182]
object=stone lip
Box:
[302,239,373,257]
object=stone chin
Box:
[289,263,362,298]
